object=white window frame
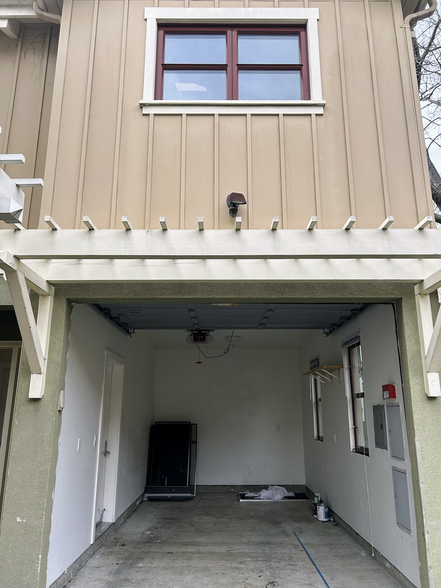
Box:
[141,7,324,115]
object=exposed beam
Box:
[0,251,53,296]
[307,216,318,230]
[415,268,441,295]
[83,216,96,230]
[0,154,25,165]
[159,216,168,230]
[44,215,60,230]
[121,216,132,230]
[414,216,433,230]
[21,257,441,285]
[270,217,279,230]
[235,217,242,230]
[198,217,204,231]
[379,216,394,230]
[3,229,441,260]
[0,18,21,39]
[343,216,356,230]
[13,178,44,188]
[0,8,37,20]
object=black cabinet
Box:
[145,421,197,499]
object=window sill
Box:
[352,448,370,457]
[140,99,326,115]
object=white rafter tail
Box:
[198,217,204,231]
[159,216,168,230]
[83,216,97,230]
[414,216,433,230]
[0,18,21,39]
[44,215,60,230]
[0,154,25,165]
[13,178,44,187]
[10,222,25,230]
[271,216,279,230]
[379,216,395,230]
[235,216,242,231]
[307,216,318,230]
[121,216,133,230]
[343,216,356,230]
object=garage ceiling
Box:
[95,302,368,335]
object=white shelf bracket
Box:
[415,289,441,397]
[0,251,54,399]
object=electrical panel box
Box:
[373,404,388,450]
[392,467,411,533]
[387,404,405,461]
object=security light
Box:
[226,192,246,218]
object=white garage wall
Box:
[154,348,305,485]
[300,304,420,587]
[47,307,155,587]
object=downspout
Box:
[403,0,437,30]
[33,0,61,25]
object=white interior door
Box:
[93,351,125,539]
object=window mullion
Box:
[230,28,238,100]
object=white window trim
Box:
[141,7,324,115]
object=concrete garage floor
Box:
[66,493,402,588]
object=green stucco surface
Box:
[0,281,440,588]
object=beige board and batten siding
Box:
[0,25,59,229]
[36,0,433,230]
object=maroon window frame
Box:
[155,25,310,100]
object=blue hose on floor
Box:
[293,531,331,588]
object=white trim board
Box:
[141,8,323,115]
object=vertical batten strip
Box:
[0,30,23,157]
[214,113,219,229]
[144,114,154,229]
[180,114,187,229]
[23,25,52,227]
[391,0,433,222]
[334,0,357,219]
[279,114,288,228]
[246,113,253,229]
[311,114,322,227]
[38,0,73,222]
[110,0,129,229]
[363,0,391,218]
[74,0,100,229]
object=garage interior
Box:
[46,301,419,588]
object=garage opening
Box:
[46,302,419,588]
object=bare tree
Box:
[413,7,441,223]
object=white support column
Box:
[415,291,441,397]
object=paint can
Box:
[317,503,329,522]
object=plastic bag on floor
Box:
[245,486,295,501]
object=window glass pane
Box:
[238,34,300,64]
[238,71,301,100]
[163,71,226,100]
[349,345,364,396]
[164,34,226,64]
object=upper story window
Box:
[155,26,309,101]
[141,8,324,114]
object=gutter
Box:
[33,0,61,25]
[404,0,438,29]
